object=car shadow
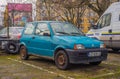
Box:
[27,56,55,66]
[26,56,106,71]
[108,49,120,54]
[69,63,105,71]
[28,57,54,63]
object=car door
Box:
[111,11,120,48]
[21,23,35,53]
[95,13,112,48]
[29,23,53,57]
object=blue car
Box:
[20,21,108,70]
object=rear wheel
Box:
[112,48,119,52]
[89,61,102,65]
[20,46,29,60]
[55,50,70,70]
[5,42,19,54]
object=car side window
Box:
[35,23,50,36]
[24,23,34,35]
[97,13,111,29]
[0,28,6,34]
[105,14,111,26]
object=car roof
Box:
[0,27,23,30]
[27,21,68,24]
[6,27,23,29]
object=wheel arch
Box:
[19,42,27,52]
[54,47,70,70]
[19,42,26,48]
[54,47,67,60]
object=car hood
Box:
[55,35,102,48]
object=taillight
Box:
[17,34,21,39]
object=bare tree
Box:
[36,0,87,27]
[43,0,51,20]
[86,0,111,17]
[51,0,87,27]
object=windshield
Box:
[50,22,84,36]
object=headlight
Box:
[74,44,85,50]
[100,44,106,48]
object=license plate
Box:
[88,52,101,57]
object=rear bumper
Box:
[65,48,108,64]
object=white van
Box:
[86,2,120,51]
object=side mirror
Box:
[91,25,98,29]
[108,29,112,33]
[43,32,50,36]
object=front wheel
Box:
[112,48,119,52]
[19,46,29,60]
[89,61,102,65]
[55,50,70,70]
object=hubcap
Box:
[9,45,16,51]
[58,54,65,66]
[20,47,26,57]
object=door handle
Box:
[32,37,35,39]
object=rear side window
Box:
[0,28,16,35]
[35,23,50,36]
[0,28,6,34]
[24,23,34,35]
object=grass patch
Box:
[1,53,120,79]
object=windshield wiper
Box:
[70,32,84,36]
[56,32,70,35]
[71,32,80,35]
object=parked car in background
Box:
[20,21,108,70]
[0,27,23,53]
[0,27,23,39]
[0,25,4,30]
[86,2,120,52]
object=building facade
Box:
[0,5,6,27]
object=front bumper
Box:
[66,48,108,64]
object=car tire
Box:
[89,61,102,65]
[55,50,70,70]
[19,46,29,60]
[5,42,19,54]
[112,48,119,52]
